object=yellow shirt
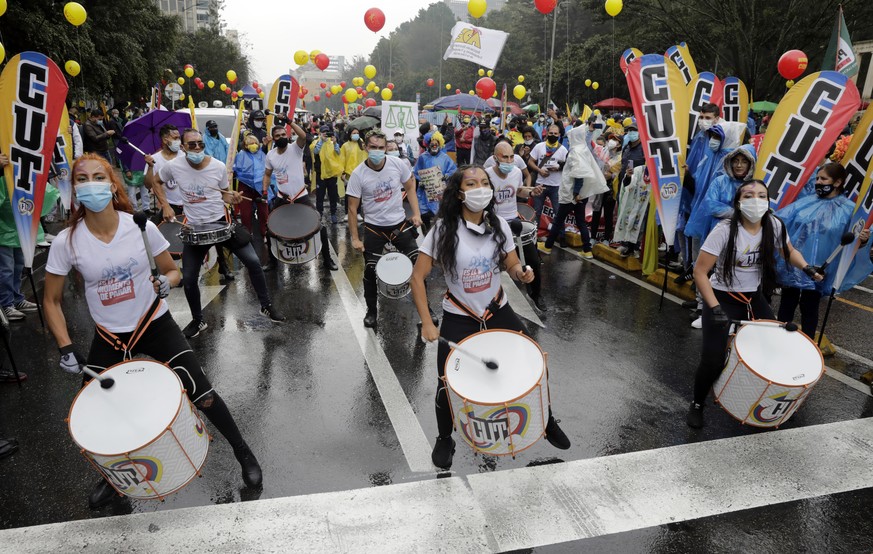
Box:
[310,139,344,179]
[508,130,524,147]
[341,141,368,176]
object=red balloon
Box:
[197,82,204,90]
[777,49,808,80]
[364,7,386,33]
[231,92,238,100]
[252,81,259,88]
[184,64,193,70]
[342,96,349,104]
[194,77,202,85]
[325,91,332,98]
[314,94,321,102]
[534,0,557,14]
[356,86,364,94]
[426,78,435,87]
[320,82,327,89]
[475,77,497,100]
[224,87,232,95]
[365,98,377,107]
[299,90,305,99]
[455,89,461,95]
[340,81,347,88]
[315,53,330,71]
[386,82,395,90]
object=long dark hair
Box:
[718,179,789,294]
[434,165,508,281]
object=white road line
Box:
[833,344,873,370]
[6,418,873,552]
[853,285,873,294]
[166,285,225,329]
[823,365,872,397]
[500,272,545,328]
[327,243,435,473]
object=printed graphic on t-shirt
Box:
[736,243,760,268]
[275,168,289,186]
[97,257,138,306]
[373,180,393,203]
[461,255,493,293]
[495,185,516,205]
[183,182,209,204]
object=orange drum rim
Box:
[67,359,186,458]
[733,319,824,387]
[443,329,546,406]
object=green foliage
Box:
[172,27,251,107]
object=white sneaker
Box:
[44,233,56,244]
[3,306,24,321]
[13,300,37,313]
[691,316,702,329]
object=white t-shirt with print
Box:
[265,143,306,199]
[158,156,227,224]
[151,150,183,206]
[46,212,170,332]
[483,153,527,172]
[346,156,413,227]
[702,218,789,292]
[485,166,523,221]
[421,216,515,317]
[529,141,568,187]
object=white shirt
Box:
[152,150,183,206]
[265,143,306,199]
[702,219,789,292]
[346,156,413,227]
[158,156,227,224]
[485,166,523,221]
[529,141,568,187]
[483,153,527,172]
[46,212,170,332]
[421,217,515,317]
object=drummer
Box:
[485,141,546,312]
[411,165,570,470]
[687,179,822,428]
[153,128,285,338]
[43,154,263,509]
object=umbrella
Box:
[522,103,540,113]
[241,84,259,99]
[362,105,382,118]
[117,110,192,171]
[750,101,779,113]
[487,98,524,116]
[432,94,495,113]
[347,116,380,131]
[593,98,633,110]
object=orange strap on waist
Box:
[95,296,162,358]
[444,287,504,325]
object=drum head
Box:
[267,203,321,241]
[517,203,536,223]
[735,323,822,386]
[159,221,184,255]
[69,360,183,455]
[376,252,413,285]
[445,330,544,404]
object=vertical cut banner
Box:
[53,104,74,211]
[721,77,749,123]
[265,74,300,136]
[664,43,698,85]
[626,54,690,247]
[0,52,68,268]
[687,72,723,148]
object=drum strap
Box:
[95,296,162,359]
[728,292,755,320]
[365,222,410,243]
[444,287,505,329]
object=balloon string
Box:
[76,26,86,108]
[611,18,615,101]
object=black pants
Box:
[269,194,332,264]
[692,289,774,404]
[590,191,615,241]
[315,176,339,216]
[545,200,592,251]
[363,221,420,311]
[85,312,245,450]
[508,218,542,301]
[456,148,471,166]
[435,304,535,437]
[777,287,822,338]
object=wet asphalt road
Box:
[1,221,873,552]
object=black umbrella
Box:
[347,116,380,131]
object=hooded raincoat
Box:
[413,132,457,215]
[684,144,756,241]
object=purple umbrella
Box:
[431,94,495,113]
[116,110,192,172]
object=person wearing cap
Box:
[340,127,368,221]
[602,121,644,251]
[414,131,457,232]
[204,120,229,163]
[240,110,268,150]
[311,124,343,224]
[454,116,474,165]
[472,120,498,166]
[393,131,416,163]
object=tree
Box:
[171,27,252,107]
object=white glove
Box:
[59,346,83,374]
[151,274,171,298]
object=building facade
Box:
[154,0,217,32]
[442,0,506,22]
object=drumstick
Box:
[438,337,499,370]
[118,136,148,157]
[132,211,159,278]
[205,186,253,201]
[81,365,115,389]
[733,320,799,332]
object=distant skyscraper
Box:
[154,0,217,32]
[443,0,507,22]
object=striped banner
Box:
[721,77,749,123]
[664,43,698,85]
[265,74,300,135]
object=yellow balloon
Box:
[0,0,6,17]
[207,80,215,89]
[356,77,365,87]
[381,88,393,101]
[293,50,309,66]
[513,84,526,100]
[220,83,227,91]
[492,90,498,97]
[374,86,380,93]
[345,88,358,103]
[366,81,376,91]
[592,82,600,90]
[468,90,474,95]
[584,79,592,87]
[467,0,486,19]
[64,60,80,77]
[259,91,265,98]
[177,77,185,85]
[310,50,321,63]
[184,66,194,78]
[446,83,452,90]
[0,43,4,61]
[487,70,493,77]
[364,65,377,79]
[478,69,485,77]
[786,80,794,89]
[331,85,341,95]
[63,2,87,26]
[226,70,237,83]
[604,0,623,17]
[179,93,185,101]
[237,89,244,97]
[518,75,524,83]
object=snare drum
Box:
[179,221,234,246]
[67,360,210,500]
[443,330,548,456]
[267,203,322,265]
[158,221,184,258]
[517,221,537,246]
[517,203,536,223]
[713,321,823,428]
[376,252,413,299]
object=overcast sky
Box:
[222,0,441,82]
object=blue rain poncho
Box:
[684,144,756,240]
[414,134,457,215]
[681,126,728,234]
[776,193,854,293]
[204,132,229,163]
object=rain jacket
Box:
[414,145,457,215]
[233,148,271,193]
[341,140,368,177]
[0,176,58,247]
[204,131,229,163]
[684,144,756,241]
[559,125,608,204]
[683,126,730,238]
[776,193,854,293]
[311,138,343,180]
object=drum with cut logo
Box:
[67,360,210,500]
[376,252,413,299]
[443,330,548,456]
[267,203,322,265]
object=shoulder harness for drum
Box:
[95,296,163,359]
[728,292,756,321]
[364,221,412,242]
[444,287,504,329]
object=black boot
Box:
[431,435,455,470]
[322,256,338,271]
[233,443,263,488]
[545,415,571,450]
[88,479,118,509]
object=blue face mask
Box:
[75,182,113,212]
[351,133,360,141]
[499,162,515,174]
[186,150,206,164]
[627,131,640,143]
[368,150,386,164]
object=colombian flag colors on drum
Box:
[0,52,68,268]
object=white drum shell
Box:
[270,233,323,265]
[376,252,413,299]
[518,221,537,246]
[713,322,824,428]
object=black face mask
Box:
[208,129,218,137]
[547,135,560,144]
[275,137,289,149]
[815,184,835,198]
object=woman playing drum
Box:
[687,179,823,429]
[44,155,263,509]
[411,165,570,469]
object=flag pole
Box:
[25,268,44,328]
[836,4,843,69]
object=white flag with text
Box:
[442,22,508,70]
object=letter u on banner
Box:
[753,71,861,209]
[265,74,300,135]
[0,52,68,268]
[626,54,691,247]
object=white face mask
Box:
[168,139,181,153]
[739,198,770,223]
[607,139,619,149]
[698,119,715,132]
[462,187,493,212]
[708,138,721,151]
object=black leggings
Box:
[692,289,774,404]
[363,221,421,311]
[777,287,821,338]
[508,218,542,301]
[590,192,615,240]
[85,312,245,450]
